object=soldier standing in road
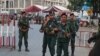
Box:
[40,15,50,56]
[69,13,79,56]
[40,13,58,56]
[18,11,30,52]
[56,13,70,56]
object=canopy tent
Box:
[54,5,70,12]
[25,5,47,12]
[42,6,61,12]
[43,5,70,13]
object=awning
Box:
[25,5,47,12]
[54,5,70,12]
[43,5,70,13]
[42,6,61,12]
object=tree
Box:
[67,0,85,11]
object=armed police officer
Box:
[69,13,79,56]
[56,13,71,56]
[40,15,51,56]
[40,12,58,56]
[18,11,30,52]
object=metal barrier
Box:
[74,31,95,48]
[0,14,16,49]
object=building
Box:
[0,0,69,13]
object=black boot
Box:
[18,46,21,52]
[18,48,21,52]
[42,53,45,56]
[25,48,30,52]
[71,53,74,56]
[51,55,54,56]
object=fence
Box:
[0,14,16,49]
[74,31,96,48]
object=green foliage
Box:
[67,0,85,11]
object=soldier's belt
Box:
[20,29,28,32]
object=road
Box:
[0,22,94,56]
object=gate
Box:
[74,31,96,48]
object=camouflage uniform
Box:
[18,16,29,51]
[40,19,58,56]
[57,21,70,56]
[69,19,79,56]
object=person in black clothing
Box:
[18,11,30,52]
[69,13,79,56]
[88,18,100,56]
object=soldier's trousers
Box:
[70,33,76,54]
[42,35,48,54]
[57,38,70,56]
[18,31,28,49]
[42,35,56,56]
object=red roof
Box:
[43,6,61,12]
[43,5,70,13]
[25,5,46,12]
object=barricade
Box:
[0,14,16,49]
[74,31,96,48]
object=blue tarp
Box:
[82,5,90,11]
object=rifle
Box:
[57,24,70,37]
[43,20,58,34]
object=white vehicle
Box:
[78,11,90,26]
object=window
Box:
[1,1,4,8]
[10,1,13,8]
[14,0,18,8]
[6,0,14,8]
[19,0,24,8]
[25,0,31,8]
[6,1,9,8]
[10,9,15,14]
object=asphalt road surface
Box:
[0,21,95,56]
